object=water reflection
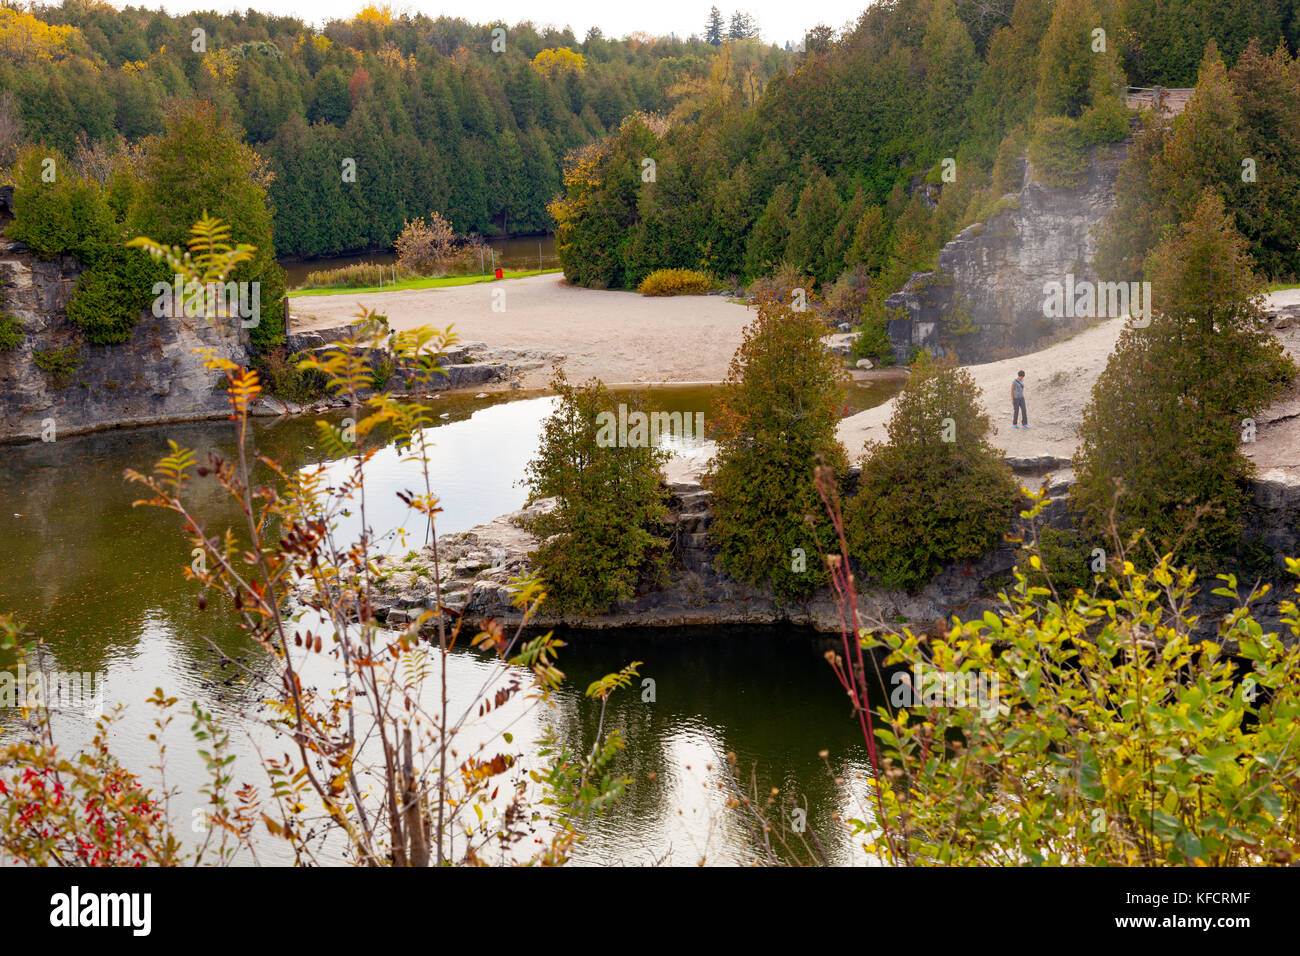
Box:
[0,380,899,865]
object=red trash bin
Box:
[494,268,503,279]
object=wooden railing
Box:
[1125,86,1194,115]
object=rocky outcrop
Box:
[371,465,1070,634]
[885,142,1127,365]
[0,236,249,444]
[286,321,561,396]
[370,461,1300,645]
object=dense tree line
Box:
[1,3,787,258]
[1097,39,1300,280]
[7,97,287,350]
[553,0,1300,313]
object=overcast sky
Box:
[123,1,872,48]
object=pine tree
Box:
[1073,190,1295,567]
[705,6,724,45]
[728,10,757,41]
[848,351,1019,591]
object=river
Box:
[0,380,901,865]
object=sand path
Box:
[289,273,753,388]
[836,290,1300,477]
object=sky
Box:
[123,1,873,48]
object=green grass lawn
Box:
[289,268,563,298]
[1268,282,1300,292]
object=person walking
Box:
[1012,370,1028,429]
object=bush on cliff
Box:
[706,291,849,600]
[853,494,1300,866]
[128,100,287,352]
[1073,189,1295,569]
[520,373,671,615]
[847,351,1019,591]
[5,147,116,261]
[66,245,166,345]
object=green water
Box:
[0,380,900,865]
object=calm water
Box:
[280,234,559,288]
[0,380,900,865]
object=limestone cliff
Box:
[0,191,249,443]
[885,142,1127,364]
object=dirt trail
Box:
[836,290,1300,477]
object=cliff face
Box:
[885,142,1127,365]
[0,230,249,444]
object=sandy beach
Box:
[289,273,754,388]
[292,277,1300,477]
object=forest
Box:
[0,2,785,258]
[550,0,1300,350]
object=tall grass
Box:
[298,245,491,290]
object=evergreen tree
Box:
[786,166,842,283]
[728,11,758,41]
[705,6,724,46]
[744,182,794,277]
[1074,190,1295,567]
[707,292,849,600]
[1036,0,1101,118]
[129,100,287,350]
[520,374,671,615]
[922,0,980,151]
[848,351,1019,591]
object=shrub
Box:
[1073,191,1295,569]
[847,351,1020,590]
[1077,94,1130,145]
[61,316,635,867]
[745,261,811,304]
[0,283,20,352]
[33,346,82,388]
[6,147,116,261]
[637,268,712,296]
[823,264,873,323]
[990,130,1027,196]
[0,316,20,352]
[706,291,849,600]
[1027,116,1089,188]
[847,492,1300,865]
[520,373,671,614]
[66,246,163,345]
[1018,524,1098,595]
[252,346,327,403]
[370,354,395,391]
[851,309,897,366]
[394,213,458,275]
